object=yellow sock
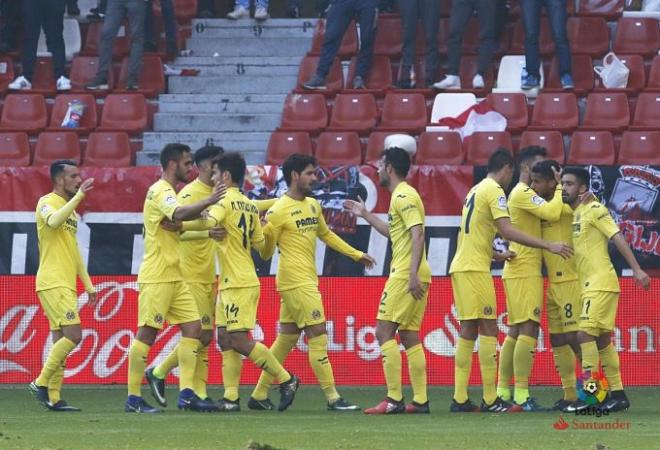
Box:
[497,335,516,401]
[478,335,498,405]
[193,344,209,399]
[599,343,623,391]
[177,337,200,391]
[553,344,578,401]
[248,342,291,383]
[153,343,179,379]
[47,361,65,404]
[453,337,474,403]
[222,349,242,402]
[381,339,402,402]
[252,333,298,401]
[406,344,427,404]
[580,340,599,377]
[127,339,150,396]
[513,334,537,405]
[36,337,76,387]
[308,335,339,402]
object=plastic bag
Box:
[61,99,85,128]
[593,53,630,89]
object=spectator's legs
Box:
[475,0,496,76]
[144,0,156,49]
[96,0,127,82]
[520,0,542,77]
[255,0,269,8]
[397,0,418,83]
[99,0,108,13]
[421,0,440,85]
[126,0,147,82]
[197,0,215,16]
[0,0,22,51]
[446,0,474,75]
[21,0,43,81]
[315,0,354,79]
[236,0,250,7]
[546,0,571,76]
[354,0,378,79]
[317,0,331,16]
[160,0,178,53]
[494,0,509,43]
[43,0,67,79]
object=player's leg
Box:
[450,272,478,411]
[550,332,577,410]
[46,330,66,407]
[216,325,242,410]
[126,324,160,413]
[364,319,404,414]
[192,283,216,401]
[478,318,514,412]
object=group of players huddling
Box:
[27,140,650,415]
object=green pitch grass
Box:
[1,386,659,450]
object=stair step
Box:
[158,93,288,104]
[159,102,283,114]
[172,64,300,77]
[168,75,296,94]
[191,18,318,29]
[137,149,266,166]
[185,38,312,57]
[154,113,282,132]
[170,56,304,66]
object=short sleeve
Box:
[153,186,179,220]
[396,193,424,230]
[487,186,509,220]
[591,205,620,239]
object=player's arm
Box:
[171,182,225,222]
[317,204,375,268]
[254,198,277,212]
[74,247,97,304]
[251,211,266,254]
[496,217,572,258]
[44,179,94,228]
[408,224,426,299]
[179,230,211,241]
[258,215,281,260]
[513,185,564,222]
[343,196,389,237]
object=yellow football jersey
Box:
[209,187,264,290]
[542,204,578,283]
[262,195,363,291]
[450,177,510,274]
[35,193,84,292]
[573,201,620,293]
[138,179,183,283]
[388,182,431,282]
[503,182,563,279]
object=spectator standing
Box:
[144,0,178,58]
[228,0,269,20]
[197,0,215,18]
[396,0,439,88]
[287,0,332,17]
[87,0,108,21]
[0,0,21,53]
[67,0,80,16]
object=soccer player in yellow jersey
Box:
[345,147,431,415]
[28,160,97,412]
[448,150,572,413]
[562,167,650,413]
[248,154,375,412]
[498,147,564,411]
[125,143,224,413]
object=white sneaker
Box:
[432,75,461,90]
[8,75,32,90]
[254,6,268,20]
[56,76,72,91]
[472,74,485,89]
[227,5,248,20]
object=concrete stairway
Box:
[138,19,317,165]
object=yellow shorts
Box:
[451,272,496,321]
[279,285,326,329]
[504,277,543,325]
[546,280,581,334]
[37,288,80,331]
[188,282,216,330]
[377,277,429,331]
[580,290,619,334]
[138,281,199,329]
[216,286,260,332]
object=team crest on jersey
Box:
[201,315,211,325]
[533,307,541,317]
[164,195,176,206]
[498,195,508,210]
[65,311,75,321]
[531,195,545,206]
[483,306,493,315]
[311,309,321,320]
[40,204,52,217]
[154,313,164,324]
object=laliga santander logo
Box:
[553,416,570,430]
[577,371,609,406]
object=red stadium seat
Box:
[518,131,566,163]
[630,92,660,131]
[593,54,646,94]
[646,55,660,91]
[510,17,554,55]
[29,57,57,96]
[69,56,115,95]
[612,18,660,58]
[486,93,528,133]
[581,93,630,132]
[345,55,393,95]
[0,56,15,95]
[0,132,30,166]
[567,131,615,164]
[416,132,464,165]
[266,131,313,165]
[296,55,343,96]
[98,94,148,134]
[0,94,48,133]
[455,56,495,93]
[529,93,579,132]
[48,94,98,134]
[365,131,407,164]
[577,0,624,20]
[83,132,132,167]
[465,132,513,166]
[545,54,594,95]
[279,93,328,134]
[328,93,378,134]
[374,16,403,57]
[379,93,428,133]
[83,21,130,58]
[33,132,81,165]
[309,20,358,58]
[316,132,362,166]
[617,131,660,165]
[152,0,197,23]
[116,54,165,97]
[567,17,609,57]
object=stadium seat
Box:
[593,54,646,94]
[116,54,165,97]
[576,0,624,20]
[612,18,660,58]
[296,55,343,96]
[644,55,660,91]
[0,94,48,133]
[309,20,358,58]
[365,131,407,164]
[567,131,615,164]
[416,132,464,165]
[465,132,513,166]
[617,131,660,165]
[374,16,403,57]
[518,131,566,163]
[33,132,81,166]
[37,18,81,61]
[430,93,476,124]
[266,131,313,165]
[545,54,594,95]
[315,131,362,166]
[69,56,115,95]
[83,21,130,58]
[455,56,495,93]
[0,132,30,166]
[279,93,328,134]
[630,92,660,131]
[48,94,98,134]
[379,93,428,133]
[529,93,578,132]
[486,93,528,133]
[0,56,15,94]
[581,93,630,132]
[567,17,609,57]
[328,93,378,134]
[492,55,545,95]
[29,57,57,96]
[345,55,393,95]
[152,0,197,23]
[98,94,148,134]
[510,17,554,55]
[83,132,132,167]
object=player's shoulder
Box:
[148,179,173,196]
[37,192,56,206]
[476,177,504,195]
[393,182,420,203]
[177,179,200,199]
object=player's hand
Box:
[209,181,226,205]
[579,191,598,205]
[79,178,95,194]
[633,268,651,290]
[87,291,97,306]
[209,226,227,241]
[408,275,426,301]
[160,219,182,232]
[547,242,573,259]
[493,250,516,262]
[343,196,367,218]
[552,166,562,185]
[359,253,376,269]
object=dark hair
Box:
[194,145,223,166]
[213,152,246,185]
[380,147,411,178]
[531,159,561,180]
[282,153,317,186]
[487,148,515,173]
[517,146,547,167]
[50,159,77,182]
[160,143,191,170]
[562,166,590,187]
